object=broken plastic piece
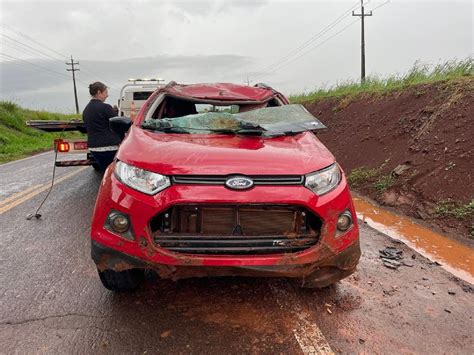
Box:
[379,247,403,260]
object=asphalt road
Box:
[1,152,473,354]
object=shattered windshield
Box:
[141,104,326,136]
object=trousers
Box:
[91,150,117,172]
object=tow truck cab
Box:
[118,78,165,119]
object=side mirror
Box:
[110,116,132,141]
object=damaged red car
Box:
[91,82,360,291]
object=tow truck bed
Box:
[26,120,96,168]
[26,120,87,133]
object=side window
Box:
[266,98,281,107]
[152,97,198,119]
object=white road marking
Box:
[268,279,333,355]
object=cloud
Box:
[0,54,256,112]
[0,0,472,113]
[173,0,268,17]
[0,60,70,93]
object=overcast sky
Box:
[0,0,472,113]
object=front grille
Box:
[150,204,321,255]
[172,175,303,185]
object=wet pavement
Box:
[1,153,473,354]
[354,196,474,284]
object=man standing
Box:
[83,82,121,172]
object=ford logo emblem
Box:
[225,176,254,190]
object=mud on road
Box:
[0,159,473,354]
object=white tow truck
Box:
[27,78,165,167]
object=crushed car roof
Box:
[160,82,279,101]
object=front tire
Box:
[98,268,145,292]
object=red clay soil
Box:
[303,77,474,242]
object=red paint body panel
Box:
[164,83,277,101]
[117,127,335,176]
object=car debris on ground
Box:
[379,246,415,269]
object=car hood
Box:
[117,125,335,175]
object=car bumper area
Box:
[92,239,361,281]
[90,168,360,278]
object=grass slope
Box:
[290,59,473,103]
[0,101,83,163]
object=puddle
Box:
[353,196,473,284]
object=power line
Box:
[254,0,361,76]
[0,52,70,79]
[274,19,359,73]
[370,0,390,12]
[1,33,90,87]
[1,24,120,90]
[252,18,359,83]
[0,53,62,77]
[79,66,120,90]
[1,38,47,59]
[251,0,390,84]
[0,33,65,64]
[0,24,68,60]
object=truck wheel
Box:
[92,162,101,171]
[98,268,145,292]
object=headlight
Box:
[305,163,341,195]
[115,161,170,195]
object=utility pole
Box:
[352,0,372,83]
[245,76,250,86]
[66,55,80,114]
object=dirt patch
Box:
[298,225,474,354]
[303,77,474,242]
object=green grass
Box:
[0,101,83,163]
[347,167,379,187]
[290,58,473,103]
[347,162,395,194]
[434,199,474,220]
[373,175,395,193]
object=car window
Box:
[195,104,239,114]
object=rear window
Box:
[195,104,239,114]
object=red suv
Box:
[91,82,360,291]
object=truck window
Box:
[133,92,153,101]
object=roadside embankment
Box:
[0,101,82,163]
[298,74,473,242]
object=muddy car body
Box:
[91,82,360,291]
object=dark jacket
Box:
[83,99,121,148]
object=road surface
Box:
[1,152,473,354]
